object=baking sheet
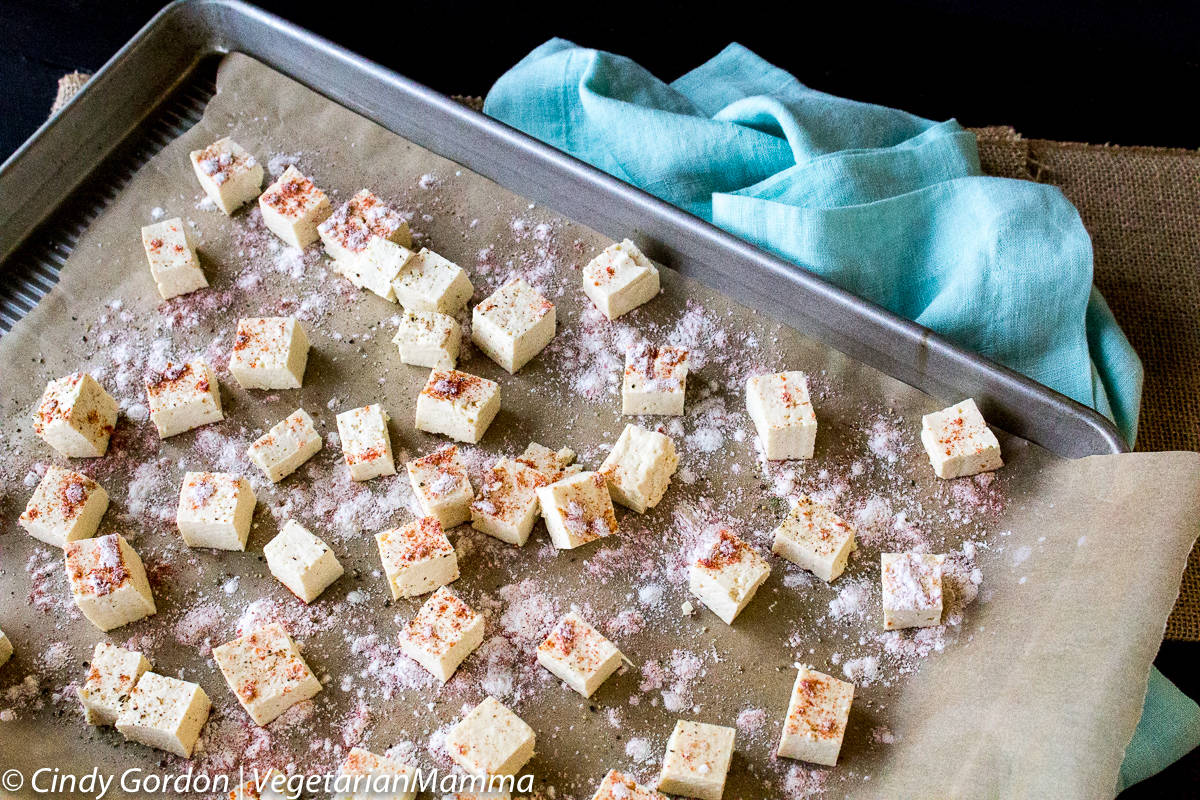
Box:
[0,53,1197,799]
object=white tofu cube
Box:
[591,770,667,800]
[212,622,322,726]
[0,629,11,668]
[582,239,661,320]
[770,494,856,583]
[920,398,1004,479]
[77,641,151,726]
[336,404,396,481]
[415,369,500,444]
[406,445,474,528]
[391,248,474,313]
[446,696,536,777]
[537,471,618,550]
[516,442,581,483]
[229,316,310,390]
[32,372,118,457]
[141,217,207,300]
[64,533,157,631]
[599,423,678,513]
[688,529,770,625]
[392,310,461,370]
[657,720,735,800]
[258,165,332,249]
[230,769,297,800]
[376,517,459,599]
[176,471,256,550]
[145,359,223,438]
[472,277,556,373]
[777,666,854,766]
[115,671,210,758]
[333,236,415,302]
[247,408,323,483]
[536,612,623,698]
[622,344,688,416]
[397,586,484,683]
[746,371,818,460]
[318,188,412,263]
[264,520,345,603]
[19,465,109,548]
[334,747,418,800]
[471,457,548,546]
[881,552,944,630]
[189,137,263,214]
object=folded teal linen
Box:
[484,39,1196,790]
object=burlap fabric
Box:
[40,81,1200,639]
[973,126,1200,640]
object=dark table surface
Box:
[1,0,1197,793]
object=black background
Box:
[1,0,1197,793]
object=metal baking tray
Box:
[0,0,1125,461]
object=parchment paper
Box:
[0,53,1197,800]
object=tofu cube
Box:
[582,239,661,320]
[471,457,548,546]
[176,471,256,550]
[115,671,210,758]
[212,622,322,726]
[77,641,151,726]
[472,277,556,373]
[516,442,581,483]
[536,612,623,698]
[599,423,678,513]
[264,520,345,603]
[770,494,856,583]
[336,404,396,481]
[0,629,11,668]
[392,310,461,370]
[622,344,688,416]
[397,586,484,683]
[64,533,157,631]
[536,472,618,550]
[777,666,854,766]
[19,465,109,548]
[688,529,770,625]
[247,408,323,483]
[446,696,536,777]
[881,552,944,630]
[657,720,736,800]
[391,248,474,313]
[333,236,415,302]
[229,769,296,800]
[141,217,207,300]
[32,372,118,458]
[920,398,1004,479]
[591,770,668,800]
[334,747,418,800]
[415,369,500,444]
[258,165,332,249]
[318,188,412,263]
[376,517,458,599]
[229,317,310,390]
[189,137,263,214]
[406,445,474,528]
[145,359,223,438]
[746,371,818,460]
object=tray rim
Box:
[0,0,1128,460]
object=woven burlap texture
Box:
[975,127,1200,639]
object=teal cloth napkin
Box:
[485,39,1198,790]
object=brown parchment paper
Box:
[0,53,1197,800]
